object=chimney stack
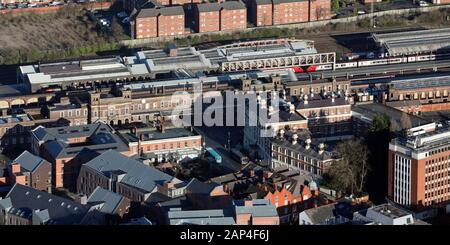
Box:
[289,103,295,113]
[279,129,285,138]
[305,138,311,150]
[292,133,298,145]
[318,143,325,154]
[75,193,87,205]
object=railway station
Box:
[372,28,450,56]
[18,39,336,93]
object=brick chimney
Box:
[11,163,21,174]
[164,181,174,189]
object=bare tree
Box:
[329,139,370,195]
[400,112,412,130]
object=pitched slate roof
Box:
[186,178,220,195]
[87,187,126,214]
[137,6,184,18]
[84,150,174,193]
[0,184,88,225]
[196,2,221,12]
[222,1,246,10]
[12,150,46,173]
[302,202,352,224]
[255,0,273,4]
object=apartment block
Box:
[133,6,185,39]
[250,0,273,27]
[309,0,331,21]
[272,0,309,25]
[220,1,247,31]
[194,3,221,33]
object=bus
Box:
[230,148,249,165]
[206,147,222,164]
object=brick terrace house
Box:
[132,6,185,39]
[2,151,51,193]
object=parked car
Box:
[17,3,28,8]
[357,10,366,15]
[116,11,128,18]
[418,1,429,7]
[28,3,38,8]
[122,17,130,24]
[50,1,63,6]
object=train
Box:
[271,53,441,74]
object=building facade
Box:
[388,125,450,209]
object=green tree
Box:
[332,0,340,13]
[368,114,390,133]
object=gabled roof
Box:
[302,202,352,224]
[186,178,220,195]
[87,187,126,214]
[84,150,174,193]
[1,184,88,225]
[12,150,47,173]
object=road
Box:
[195,126,242,173]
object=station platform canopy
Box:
[372,28,450,56]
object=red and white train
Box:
[277,53,441,73]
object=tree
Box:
[400,112,412,130]
[327,140,370,196]
[389,119,401,132]
[368,114,390,133]
[332,0,340,13]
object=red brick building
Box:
[273,0,309,25]
[132,6,185,39]
[1,151,51,193]
[250,0,273,27]
[249,0,331,26]
[220,1,247,31]
[309,0,331,21]
[194,3,221,33]
[388,125,450,209]
[194,1,247,33]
